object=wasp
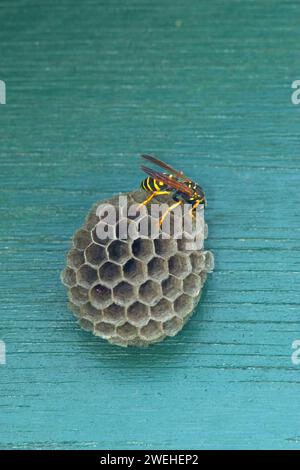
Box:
[139,154,206,225]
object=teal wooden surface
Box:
[1,0,300,450]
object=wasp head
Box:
[192,183,206,207]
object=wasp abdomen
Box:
[140,177,166,192]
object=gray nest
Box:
[61,190,214,347]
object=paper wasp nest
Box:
[61,191,214,347]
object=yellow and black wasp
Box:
[140,154,206,225]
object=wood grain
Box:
[0,0,300,450]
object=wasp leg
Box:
[159,201,182,226]
[138,191,170,209]
[188,208,197,220]
[189,200,201,219]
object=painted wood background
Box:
[0,0,299,450]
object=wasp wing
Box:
[141,165,194,198]
[141,154,189,181]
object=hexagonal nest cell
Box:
[61,189,214,347]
